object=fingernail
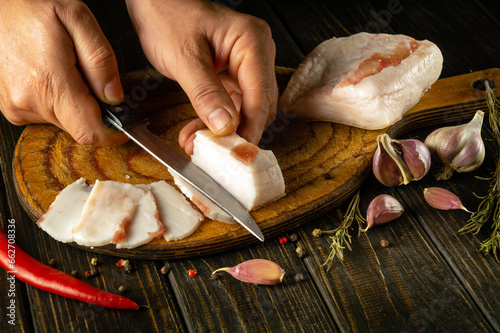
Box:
[104,77,124,105]
[207,108,232,133]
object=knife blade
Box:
[98,99,264,242]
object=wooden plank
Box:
[0,150,34,333]
[267,0,500,77]
[298,180,494,332]
[394,125,500,331]
[166,239,338,332]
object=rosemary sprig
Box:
[459,81,500,260]
[312,191,365,270]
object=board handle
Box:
[387,68,500,137]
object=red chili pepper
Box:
[279,237,288,245]
[0,226,138,310]
[187,269,198,277]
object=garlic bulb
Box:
[372,134,431,187]
[425,110,485,180]
[361,194,404,232]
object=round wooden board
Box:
[12,68,500,259]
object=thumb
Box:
[56,3,123,105]
[174,50,239,136]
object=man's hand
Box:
[0,0,126,146]
[126,0,278,154]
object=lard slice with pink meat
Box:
[146,180,204,241]
[72,180,158,247]
[116,185,164,249]
[278,32,443,129]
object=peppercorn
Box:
[91,257,98,266]
[380,239,390,248]
[312,229,322,237]
[70,270,78,277]
[160,266,169,275]
[84,271,93,279]
[116,259,127,267]
[124,261,132,273]
[297,250,307,259]
[279,237,288,245]
[48,258,56,267]
[118,285,126,293]
[294,273,304,282]
[289,234,298,242]
[187,269,198,277]
[90,268,97,277]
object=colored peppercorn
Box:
[279,237,288,245]
[187,269,198,277]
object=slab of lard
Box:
[147,180,204,241]
[189,129,285,211]
[278,32,443,129]
[37,178,92,243]
[72,180,145,247]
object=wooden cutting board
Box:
[12,67,500,259]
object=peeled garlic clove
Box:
[211,259,285,285]
[425,110,485,180]
[361,194,404,232]
[372,134,431,187]
[423,187,470,212]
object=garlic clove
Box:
[211,259,285,285]
[372,139,406,187]
[361,194,404,232]
[423,187,471,212]
[425,110,485,180]
[400,139,432,181]
[372,134,431,187]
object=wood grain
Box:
[11,68,500,259]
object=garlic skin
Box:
[423,187,471,212]
[361,194,404,232]
[372,134,431,187]
[211,259,285,285]
[425,110,485,180]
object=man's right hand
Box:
[0,0,127,146]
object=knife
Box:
[97,99,265,242]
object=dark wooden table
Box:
[2,1,500,332]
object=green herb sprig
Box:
[459,81,500,260]
[312,191,365,270]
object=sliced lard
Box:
[72,180,145,247]
[171,173,235,224]
[180,129,285,212]
[116,185,164,249]
[37,178,92,243]
[147,180,204,241]
[278,32,443,129]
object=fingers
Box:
[56,2,123,105]
[53,66,127,146]
[228,19,278,144]
[179,118,207,155]
[173,44,240,138]
[52,2,126,146]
